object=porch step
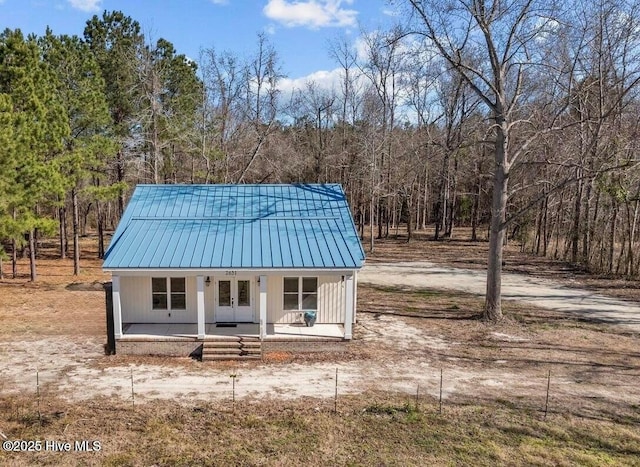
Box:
[201,337,262,361]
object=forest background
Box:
[2,1,640,320]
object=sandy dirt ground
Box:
[0,316,592,405]
[1,235,638,421]
[0,301,637,421]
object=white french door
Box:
[216,277,254,322]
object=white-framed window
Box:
[283,277,318,311]
[152,277,186,310]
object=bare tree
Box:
[237,34,282,183]
[406,0,565,321]
[199,47,245,182]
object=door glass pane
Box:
[218,280,231,307]
[237,280,250,306]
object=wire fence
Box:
[3,363,638,428]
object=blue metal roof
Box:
[103,184,365,270]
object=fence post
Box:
[130,368,135,409]
[36,367,41,425]
[230,373,237,412]
[544,369,551,419]
[439,368,443,414]
[334,368,338,413]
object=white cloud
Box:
[210,0,228,4]
[67,0,101,12]
[279,68,345,95]
[263,0,358,29]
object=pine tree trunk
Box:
[12,239,17,279]
[59,205,67,259]
[97,201,105,259]
[72,187,80,276]
[117,150,125,218]
[29,229,37,282]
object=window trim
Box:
[283,276,318,311]
[151,277,187,311]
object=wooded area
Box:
[1,2,640,320]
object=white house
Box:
[102,184,365,356]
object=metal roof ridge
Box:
[129,216,341,220]
[134,183,342,187]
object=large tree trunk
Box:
[484,124,509,322]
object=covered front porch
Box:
[114,322,348,358]
[110,272,357,342]
[121,322,346,340]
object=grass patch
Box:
[1,395,639,466]
[360,283,483,322]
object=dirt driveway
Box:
[359,261,640,332]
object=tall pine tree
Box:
[0,29,69,281]
[40,30,115,275]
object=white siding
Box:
[120,272,347,325]
[205,276,215,323]
[120,276,197,324]
[267,274,344,324]
[318,275,345,323]
[266,276,283,323]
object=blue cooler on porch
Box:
[303,310,317,327]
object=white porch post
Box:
[112,275,123,339]
[344,273,354,340]
[259,275,267,339]
[353,271,358,324]
[197,275,205,339]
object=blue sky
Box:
[1,0,399,82]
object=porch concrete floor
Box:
[122,323,344,340]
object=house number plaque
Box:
[224,271,237,276]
